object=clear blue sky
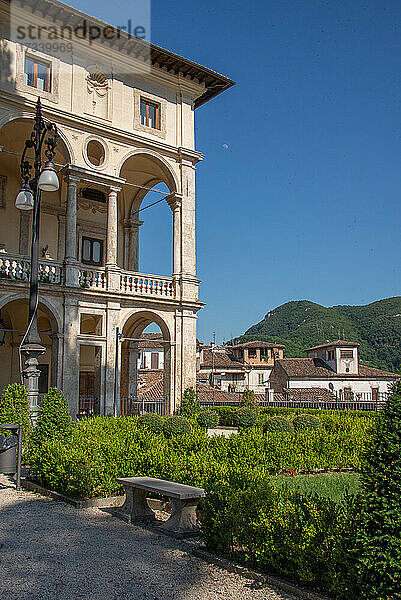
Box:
[78,0,401,343]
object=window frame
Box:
[340,349,354,359]
[24,56,51,92]
[140,98,161,130]
[81,236,104,267]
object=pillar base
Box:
[21,342,46,422]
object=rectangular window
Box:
[141,354,147,369]
[81,237,103,266]
[151,352,159,369]
[248,349,256,358]
[343,387,352,401]
[327,350,335,360]
[258,373,264,385]
[140,99,160,129]
[24,57,51,92]
[371,388,379,402]
[340,349,353,359]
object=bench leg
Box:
[120,487,156,523]
[158,498,199,535]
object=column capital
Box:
[122,219,144,230]
[166,192,182,211]
[109,186,121,195]
[64,175,80,185]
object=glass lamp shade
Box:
[38,161,59,192]
[15,182,34,210]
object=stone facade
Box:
[0,0,234,414]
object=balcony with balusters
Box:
[0,252,175,300]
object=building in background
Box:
[197,340,285,393]
[270,340,399,399]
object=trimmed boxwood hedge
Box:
[263,416,294,433]
[162,415,191,437]
[293,414,322,432]
[197,410,219,429]
[137,413,163,433]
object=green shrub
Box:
[137,413,163,433]
[293,414,322,432]
[352,381,401,599]
[31,388,72,446]
[163,415,191,437]
[263,416,294,434]
[197,410,219,429]
[240,390,260,414]
[201,475,360,596]
[0,383,32,441]
[234,407,257,428]
[179,387,200,417]
[209,406,237,426]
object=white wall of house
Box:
[287,379,392,395]
[138,348,164,370]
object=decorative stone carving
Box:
[86,68,109,119]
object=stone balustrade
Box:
[0,252,175,300]
[0,253,63,284]
[79,268,107,290]
[120,271,174,298]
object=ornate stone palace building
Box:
[0,0,234,414]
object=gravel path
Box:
[0,476,300,600]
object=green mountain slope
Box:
[232,297,401,373]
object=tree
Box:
[179,387,200,417]
[355,380,401,599]
[31,388,72,446]
[240,390,259,415]
[0,383,32,440]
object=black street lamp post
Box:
[15,98,59,419]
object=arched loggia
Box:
[117,152,180,276]
[119,310,173,415]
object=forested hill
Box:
[230,297,401,373]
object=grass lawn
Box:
[271,472,361,503]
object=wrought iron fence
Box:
[120,397,167,416]
[198,389,389,411]
[78,397,97,415]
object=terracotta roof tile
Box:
[283,387,337,401]
[306,340,360,351]
[230,341,285,349]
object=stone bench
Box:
[117,477,205,536]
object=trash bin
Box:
[0,435,18,474]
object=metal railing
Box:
[78,397,98,415]
[198,389,389,411]
[120,397,167,416]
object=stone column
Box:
[57,215,66,261]
[167,193,182,276]
[106,187,121,290]
[106,187,119,267]
[62,297,80,416]
[65,176,79,260]
[19,211,30,255]
[130,220,143,272]
[64,176,80,287]
[178,163,199,301]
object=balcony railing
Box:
[0,252,174,300]
[0,253,63,284]
[79,267,107,290]
[120,271,174,298]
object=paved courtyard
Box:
[0,476,299,600]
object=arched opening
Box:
[120,311,172,415]
[118,153,177,276]
[0,117,71,259]
[0,298,59,395]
